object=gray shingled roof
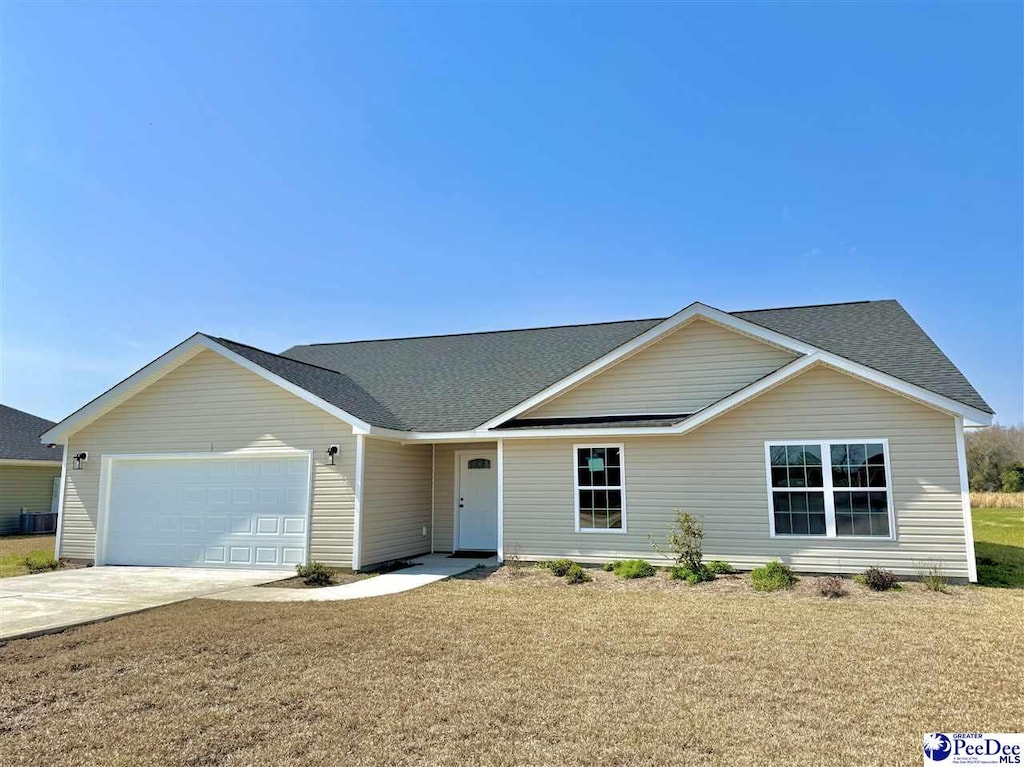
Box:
[275,299,990,431]
[1,405,64,461]
[281,319,661,431]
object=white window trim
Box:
[573,443,627,534]
[763,438,896,541]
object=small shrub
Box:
[816,575,846,599]
[24,552,60,574]
[650,509,704,572]
[612,559,656,579]
[860,566,899,591]
[705,560,735,574]
[564,563,591,584]
[667,564,716,584]
[295,561,333,586]
[751,560,796,592]
[601,562,615,572]
[918,561,948,592]
[503,546,524,578]
[538,559,576,577]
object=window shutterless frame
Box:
[573,443,627,534]
[763,438,896,541]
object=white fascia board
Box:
[475,302,816,430]
[811,352,993,426]
[39,334,371,444]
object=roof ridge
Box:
[290,317,665,348]
[732,299,895,314]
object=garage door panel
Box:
[104,455,310,570]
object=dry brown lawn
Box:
[1,567,1021,767]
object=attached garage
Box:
[98,452,312,570]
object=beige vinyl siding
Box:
[504,364,970,578]
[361,438,432,567]
[525,319,797,418]
[431,442,497,552]
[0,464,61,535]
[60,350,358,566]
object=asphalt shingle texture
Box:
[0,405,64,461]
[276,300,990,432]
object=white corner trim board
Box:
[496,439,504,562]
[351,434,366,571]
[53,444,70,560]
[954,416,979,583]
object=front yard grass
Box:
[973,507,1024,587]
[1,569,1020,767]
[0,534,56,578]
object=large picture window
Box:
[765,440,893,539]
[574,445,625,532]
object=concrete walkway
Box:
[205,553,496,602]
[0,566,286,642]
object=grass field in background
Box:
[0,535,56,578]
[973,507,1024,587]
[970,492,1024,509]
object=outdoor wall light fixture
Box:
[326,444,339,466]
[72,451,89,470]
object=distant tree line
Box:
[965,425,1024,492]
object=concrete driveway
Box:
[0,567,286,642]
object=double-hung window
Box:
[574,445,625,532]
[765,440,893,539]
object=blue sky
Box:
[2,2,1021,424]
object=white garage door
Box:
[102,454,310,569]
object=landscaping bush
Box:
[612,559,656,579]
[750,560,796,592]
[918,561,948,592]
[816,575,846,599]
[295,561,333,586]
[667,564,715,584]
[857,567,900,591]
[538,559,576,577]
[564,563,591,584]
[650,509,704,572]
[24,552,60,574]
[601,562,615,572]
[705,560,735,574]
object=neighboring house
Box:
[39,300,992,580]
[1,405,63,535]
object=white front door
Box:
[102,454,311,569]
[457,450,498,551]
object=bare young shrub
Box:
[917,560,948,592]
[816,575,846,599]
